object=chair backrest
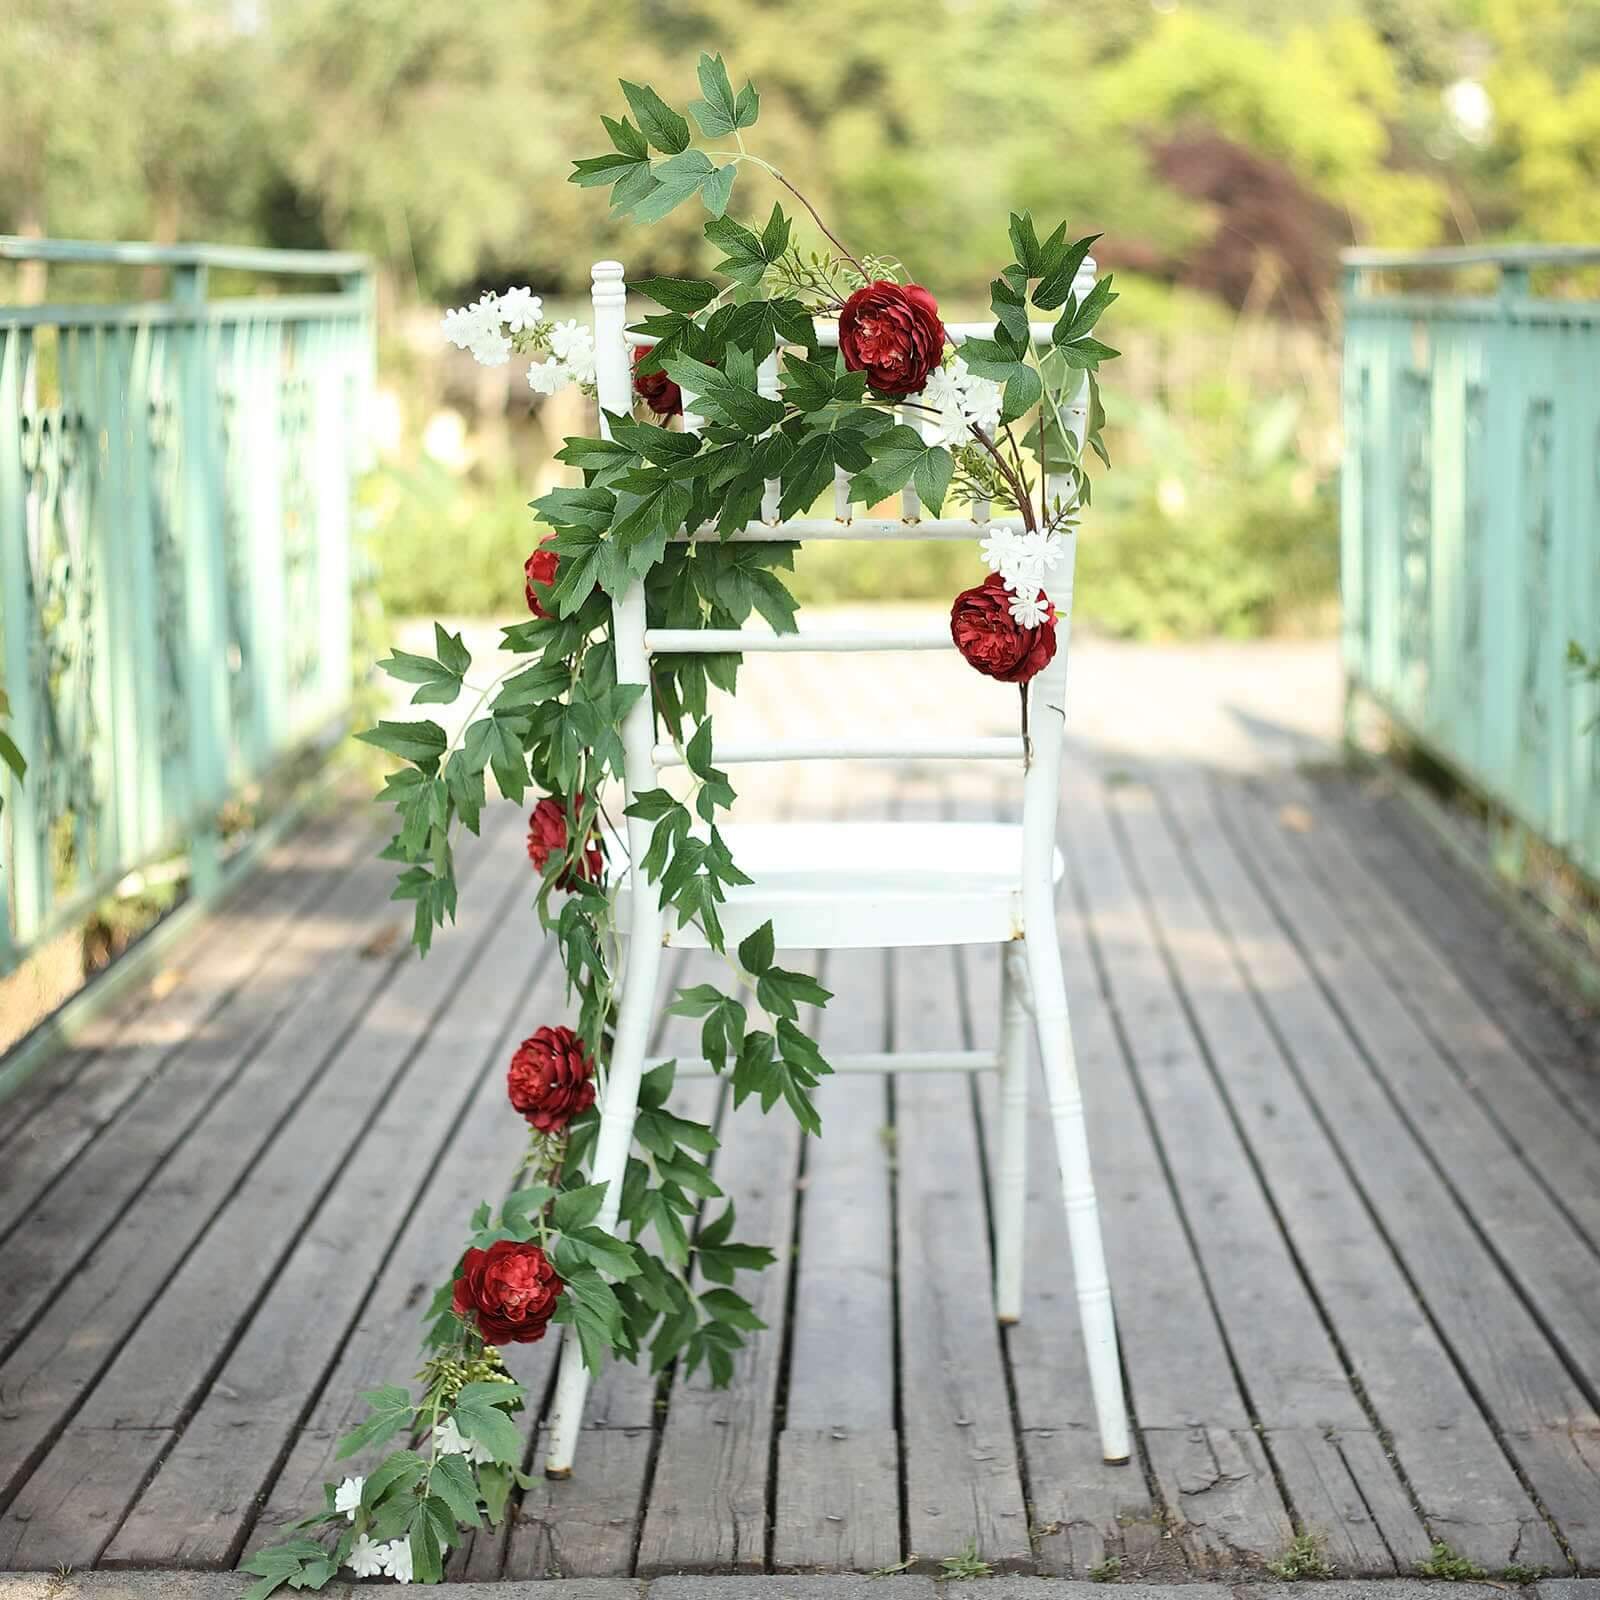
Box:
[590,257,1094,917]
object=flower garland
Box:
[244,53,1116,1597]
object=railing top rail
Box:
[1341,242,1600,273]
[0,235,370,277]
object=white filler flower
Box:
[345,1533,386,1578]
[433,1414,496,1464]
[526,357,570,397]
[1008,588,1053,628]
[499,286,544,332]
[380,1537,415,1584]
[440,294,511,366]
[334,1474,364,1521]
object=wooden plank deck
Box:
[2,639,1598,1582]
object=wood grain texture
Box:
[106,832,542,1566]
[892,937,1032,1573]
[1215,776,1593,1569]
[0,847,406,1515]
[775,940,900,1573]
[0,813,519,1569]
[1155,769,1566,1573]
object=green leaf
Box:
[555,1223,642,1281]
[361,1449,427,1511]
[479,1462,513,1528]
[661,352,786,436]
[688,52,756,136]
[1008,211,1043,277]
[636,276,718,314]
[1001,362,1043,425]
[334,1385,414,1461]
[1032,234,1100,311]
[552,1181,608,1233]
[620,80,690,153]
[633,148,716,223]
[356,720,448,772]
[700,162,736,218]
[0,729,23,783]
[1053,272,1117,343]
[737,919,775,976]
[705,206,789,289]
[847,424,955,515]
[603,113,648,159]
[430,1453,482,1528]
[452,1382,527,1466]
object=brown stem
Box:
[1019,682,1032,767]
[769,167,868,279]
[968,424,1039,533]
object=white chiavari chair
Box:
[543,258,1129,1477]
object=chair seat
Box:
[616,820,1063,950]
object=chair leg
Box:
[994,941,1031,1324]
[1023,922,1131,1465]
[542,928,665,1478]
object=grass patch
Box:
[1418,1541,1489,1581]
[1088,1554,1123,1582]
[1500,1564,1549,1585]
[1267,1531,1336,1580]
[937,1540,992,1580]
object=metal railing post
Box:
[173,261,227,896]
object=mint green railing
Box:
[1342,245,1600,884]
[0,238,374,966]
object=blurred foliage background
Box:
[6,0,1599,635]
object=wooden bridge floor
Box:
[1,644,1598,1583]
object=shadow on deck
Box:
[0,639,1597,1582]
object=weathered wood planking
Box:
[633,952,809,1575]
[1103,776,1429,1574]
[506,948,725,1581]
[1057,773,1294,1571]
[774,941,901,1574]
[1319,775,1600,1138]
[968,787,1160,1580]
[1221,776,1598,1567]
[892,926,1032,1572]
[1268,773,1600,1267]
[106,830,549,1566]
[245,936,557,1560]
[0,809,372,1242]
[1179,773,1573,1572]
[0,846,407,1516]
[0,806,349,1171]
[0,813,522,1569]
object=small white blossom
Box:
[526,358,570,397]
[499,286,543,333]
[346,1533,387,1578]
[547,320,596,385]
[979,525,1024,576]
[1008,588,1053,629]
[441,294,511,366]
[334,1474,364,1521]
[961,374,1004,437]
[433,1414,496,1464]
[926,403,969,449]
[921,364,964,414]
[380,1537,415,1585]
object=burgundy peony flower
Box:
[524,534,558,618]
[632,343,683,417]
[950,573,1057,684]
[526,795,604,889]
[453,1239,563,1345]
[507,1024,596,1133]
[839,280,946,397]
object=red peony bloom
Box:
[524,534,559,619]
[453,1239,562,1344]
[838,280,946,397]
[507,1024,596,1133]
[526,795,604,889]
[950,573,1057,684]
[632,343,683,417]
